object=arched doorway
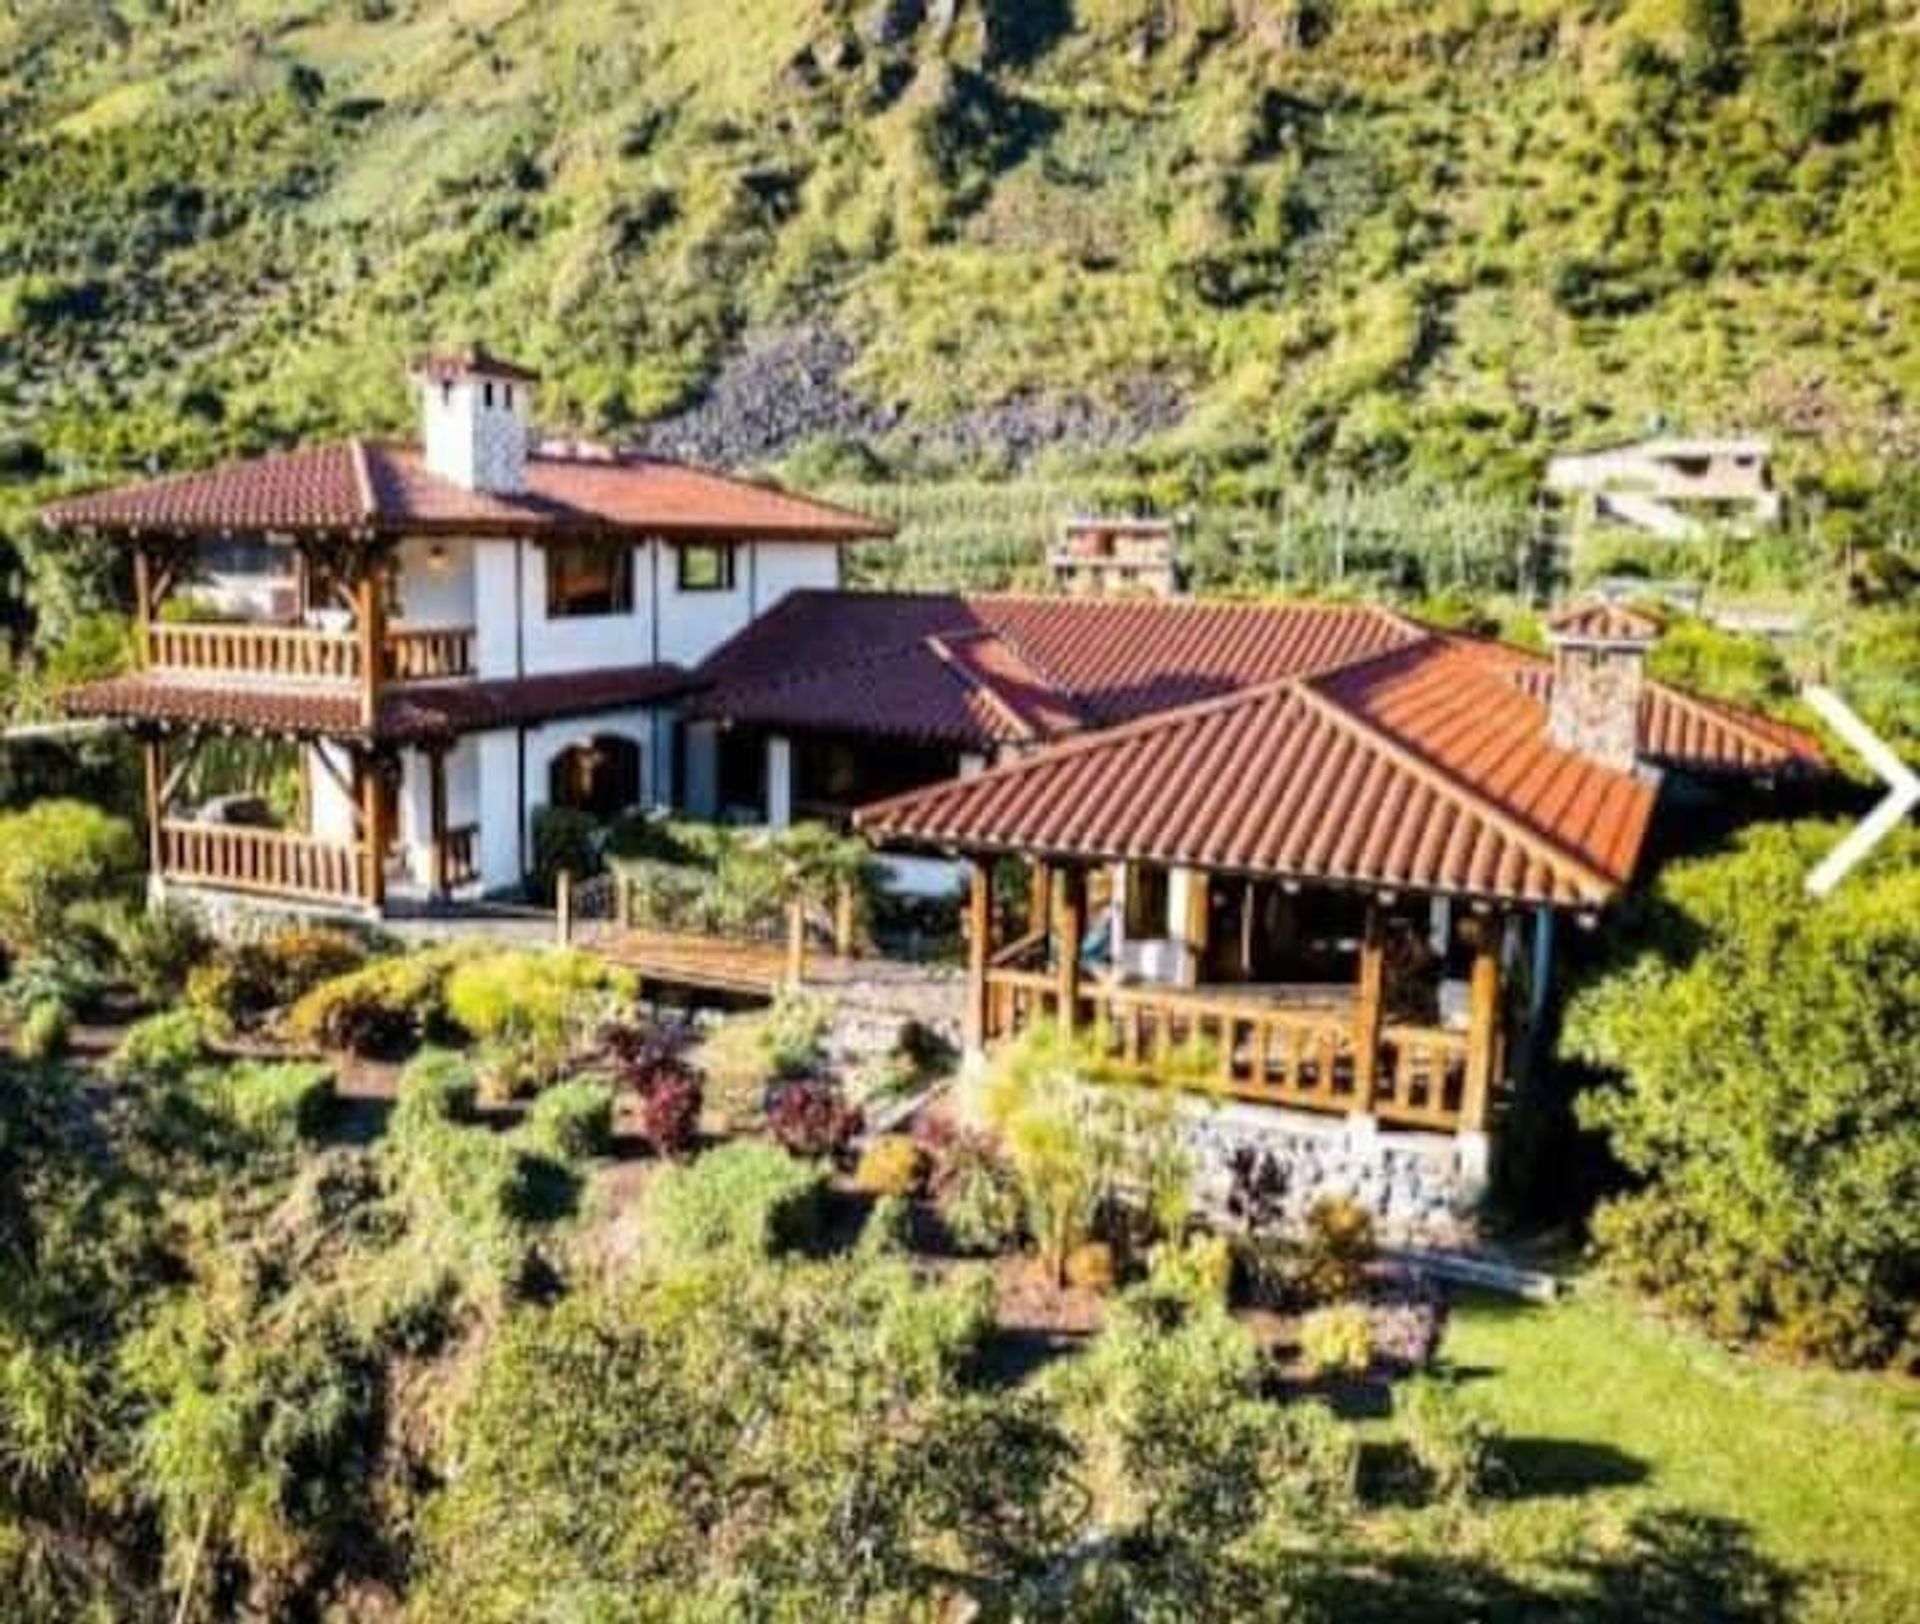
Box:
[549,734,642,819]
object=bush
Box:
[286,946,467,1056]
[445,949,635,1094]
[767,1077,862,1160]
[761,988,832,1079]
[530,805,600,903]
[212,1060,335,1147]
[84,900,210,1004]
[108,1008,215,1084]
[931,1128,1024,1255]
[524,1079,615,1160]
[1299,1304,1373,1376]
[1567,825,1920,1366]
[1396,1376,1495,1505]
[15,998,71,1060]
[606,1020,704,1156]
[1146,1233,1234,1310]
[852,1134,928,1197]
[394,1048,480,1128]
[643,1142,825,1262]
[2,953,105,1024]
[0,801,138,953]
[858,1192,916,1257]
[1065,1240,1118,1293]
[1298,1197,1377,1304]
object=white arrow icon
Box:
[1803,685,1920,898]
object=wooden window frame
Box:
[676,541,737,593]
[545,541,634,619]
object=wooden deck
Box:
[592,929,867,998]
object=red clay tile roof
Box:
[691,593,1425,746]
[857,639,1661,910]
[41,440,892,542]
[1546,600,1663,644]
[693,590,1822,780]
[62,664,693,743]
[410,346,541,383]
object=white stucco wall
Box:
[395,737,483,890]
[394,536,477,629]
[307,743,357,843]
[476,730,522,890]
[520,540,654,675]
[473,540,521,679]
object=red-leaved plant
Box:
[604,1019,705,1158]
[767,1078,862,1161]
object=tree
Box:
[1565,824,1920,1366]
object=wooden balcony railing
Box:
[148,622,360,683]
[387,626,475,683]
[983,970,1472,1132]
[160,821,368,907]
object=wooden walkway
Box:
[593,929,864,997]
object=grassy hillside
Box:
[3,0,1917,489]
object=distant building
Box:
[1545,437,1783,539]
[1048,515,1183,597]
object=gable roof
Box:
[690,593,1425,746]
[40,440,892,542]
[691,590,1825,779]
[1545,600,1662,645]
[857,638,1660,910]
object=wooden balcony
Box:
[983,968,1473,1133]
[387,626,476,683]
[142,622,476,686]
[147,622,360,683]
[159,821,369,908]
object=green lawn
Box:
[1393,1287,1920,1621]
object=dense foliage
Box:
[1566,823,1920,1367]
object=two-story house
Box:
[48,348,891,913]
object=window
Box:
[483,380,495,408]
[677,542,737,593]
[546,541,634,618]
[549,735,642,818]
[1124,863,1171,939]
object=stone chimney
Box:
[1544,600,1661,773]
[411,345,538,494]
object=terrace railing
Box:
[386,626,476,683]
[159,821,368,907]
[148,622,361,683]
[983,969,1471,1133]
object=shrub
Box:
[767,1077,862,1160]
[1065,1240,1118,1293]
[1298,1196,1377,1304]
[15,998,71,1060]
[524,1079,615,1160]
[108,1008,215,1084]
[0,801,138,953]
[531,805,601,903]
[213,1060,335,1147]
[2,953,105,1024]
[643,1142,825,1262]
[1396,1376,1495,1505]
[852,1134,928,1198]
[761,988,832,1079]
[84,900,209,1004]
[445,949,635,1094]
[286,946,467,1056]
[931,1128,1024,1255]
[1299,1304,1373,1376]
[394,1048,480,1128]
[1567,824,1920,1366]
[606,1019,704,1156]
[858,1192,915,1257]
[1146,1233,1234,1310]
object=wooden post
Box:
[354,552,386,730]
[1056,863,1085,1039]
[965,857,992,1052]
[359,752,387,914]
[142,735,165,885]
[1182,868,1209,985]
[132,543,153,669]
[1462,918,1503,1131]
[833,879,856,958]
[556,869,574,945]
[1352,899,1386,1112]
[785,895,807,986]
[1026,858,1051,938]
[428,747,449,900]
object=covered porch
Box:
[963,857,1522,1137]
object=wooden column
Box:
[132,542,153,669]
[142,734,166,883]
[354,552,387,730]
[833,880,856,957]
[1352,899,1386,1112]
[1461,918,1503,1131]
[428,747,449,900]
[1181,867,1209,985]
[1055,863,1085,1038]
[359,751,387,914]
[785,895,807,987]
[1026,858,1051,939]
[965,857,992,1052]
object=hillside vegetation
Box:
[2,0,1917,496]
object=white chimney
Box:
[1544,600,1661,773]
[411,346,537,495]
